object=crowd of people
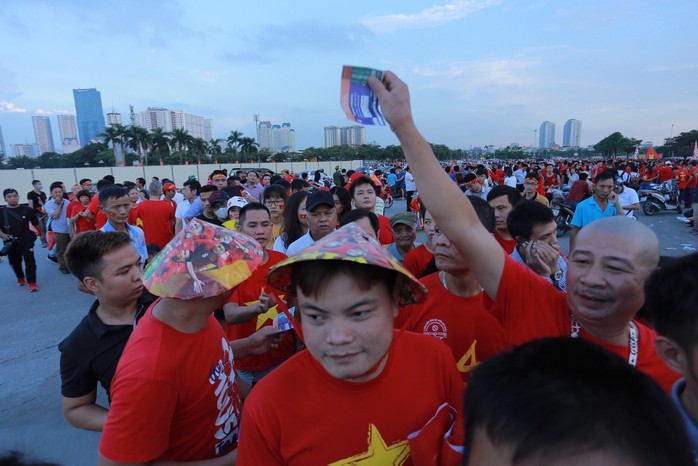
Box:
[2,73,698,465]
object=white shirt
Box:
[175,198,194,220]
[286,231,316,256]
[504,176,517,188]
[405,172,416,191]
[617,186,640,218]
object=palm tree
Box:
[190,137,208,164]
[125,125,151,165]
[149,128,171,165]
[170,128,193,164]
[227,130,243,153]
[208,138,223,162]
[239,136,259,162]
[98,124,127,165]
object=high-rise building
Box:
[341,125,366,146]
[57,115,80,154]
[135,107,209,140]
[32,116,55,155]
[73,88,106,147]
[107,112,122,126]
[539,121,556,149]
[257,121,296,153]
[12,144,38,157]
[204,119,214,141]
[563,119,582,148]
[324,126,341,147]
[0,125,6,158]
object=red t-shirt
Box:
[237,331,463,465]
[677,169,688,190]
[494,231,517,254]
[225,250,294,371]
[100,308,242,462]
[135,200,175,248]
[67,200,96,233]
[658,166,674,182]
[396,273,507,382]
[688,167,698,189]
[489,256,680,392]
[87,194,108,229]
[403,244,434,278]
[377,214,394,245]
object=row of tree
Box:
[2,126,696,170]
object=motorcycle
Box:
[378,184,394,208]
[640,180,681,216]
[551,200,575,237]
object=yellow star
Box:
[256,304,278,330]
[329,423,410,465]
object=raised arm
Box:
[369,71,505,298]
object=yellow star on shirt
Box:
[256,304,278,330]
[329,423,410,466]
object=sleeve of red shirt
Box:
[377,215,394,245]
[87,194,100,215]
[100,377,177,463]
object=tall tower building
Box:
[341,125,366,146]
[57,114,80,154]
[12,144,38,157]
[204,119,214,141]
[73,88,106,147]
[107,112,122,126]
[324,126,341,147]
[32,116,55,155]
[256,121,273,151]
[563,119,582,148]
[539,121,556,149]
[135,107,208,140]
[0,125,6,158]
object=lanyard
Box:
[570,315,639,367]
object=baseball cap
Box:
[266,223,427,306]
[227,196,248,209]
[305,190,335,211]
[390,212,417,229]
[143,219,264,299]
[162,182,178,193]
[208,190,229,206]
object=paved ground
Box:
[0,199,696,465]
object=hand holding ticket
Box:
[340,65,386,125]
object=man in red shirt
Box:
[85,179,113,229]
[223,203,293,387]
[658,161,674,182]
[403,209,436,277]
[686,160,698,206]
[135,182,175,249]
[67,190,96,237]
[486,185,521,254]
[349,176,394,245]
[162,182,178,210]
[370,71,679,392]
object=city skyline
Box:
[1,1,696,154]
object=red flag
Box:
[645,147,661,160]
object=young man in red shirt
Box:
[135,182,175,249]
[223,203,293,388]
[486,185,521,254]
[370,71,679,393]
[237,224,464,465]
[402,209,436,277]
[349,175,394,245]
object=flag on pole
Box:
[645,147,661,160]
[634,147,639,158]
[693,140,698,158]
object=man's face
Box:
[352,183,376,210]
[164,189,175,200]
[79,195,91,206]
[247,172,258,185]
[200,191,213,214]
[51,187,63,200]
[307,204,337,239]
[181,185,195,200]
[392,223,417,251]
[488,195,514,234]
[4,192,19,207]
[468,181,483,193]
[101,195,131,225]
[237,209,272,248]
[264,196,284,217]
[128,189,139,204]
[262,175,271,187]
[523,180,538,194]
[566,229,648,327]
[433,225,468,274]
[529,221,559,251]
[212,176,227,189]
[593,179,614,200]
[72,185,81,196]
[298,272,397,382]
[81,181,92,191]
[90,245,143,305]
[477,174,487,185]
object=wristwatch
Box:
[550,270,563,282]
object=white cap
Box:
[227,196,248,209]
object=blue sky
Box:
[1,0,696,153]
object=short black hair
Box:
[291,179,309,191]
[96,179,113,192]
[122,181,136,190]
[349,176,376,197]
[486,185,521,207]
[467,196,495,233]
[31,180,41,186]
[507,200,554,240]
[76,189,91,200]
[79,178,92,185]
[66,231,133,281]
[239,202,270,225]
[464,337,694,466]
[263,184,287,202]
[595,169,616,183]
[646,253,698,355]
[183,179,201,195]
[578,172,589,181]
[49,182,63,192]
[98,186,128,205]
[338,208,379,235]
[199,184,217,194]
[102,175,115,184]
[3,188,18,197]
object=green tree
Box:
[98,124,127,165]
[6,155,38,169]
[208,138,223,162]
[190,137,208,164]
[170,128,193,164]
[239,137,259,162]
[125,125,150,165]
[594,132,641,158]
[150,128,171,165]
[227,130,243,153]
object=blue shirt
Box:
[672,379,698,463]
[387,173,397,186]
[100,221,148,267]
[44,198,69,233]
[570,196,617,229]
[510,247,567,291]
[183,196,203,220]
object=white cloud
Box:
[361,0,501,33]
[35,108,53,115]
[0,100,27,113]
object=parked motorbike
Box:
[640,180,681,216]
[552,200,576,237]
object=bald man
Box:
[369,71,679,392]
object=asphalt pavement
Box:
[0,198,696,465]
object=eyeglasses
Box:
[264,200,284,207]
[524,181,538,186]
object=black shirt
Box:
[1,205,39,239]
[195,213,224,227]
[58,292,156,400]
[26,190,47,214]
